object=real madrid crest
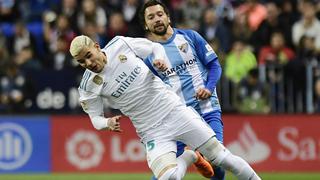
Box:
[93,75,103,85]
[119,54,127,63]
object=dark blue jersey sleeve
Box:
[206,59,222,92]
[184,30,221,92]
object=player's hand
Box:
[153,59,167,71]
[107,115,122,132]
[195,88,212,100]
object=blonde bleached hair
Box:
[69,35,94,57]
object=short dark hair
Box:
[139,0,170,29]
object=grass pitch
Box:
[0,172,320,180]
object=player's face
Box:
[144,5,170,36]
[75,43,106,73]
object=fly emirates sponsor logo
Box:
[111,66,141,98]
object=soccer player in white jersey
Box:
[140,1,225,179]
[69,35,261,180]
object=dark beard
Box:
[152,25,167,35]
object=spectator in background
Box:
[179,0,206,30]
[0,61,34,113]
[44,35,79,71]
[161,0,184,27]
[19,0,57,22]
[225,40,257,84]
[99,0,122,15]
[81,21,105,46]
[259,32,295,112]
[14,45,42,71]
[286,35,319,112]
[122,0,145,37]
[199,8,231,53]
[278,0,299,48]
[122,0,140,24]
[292,0,320,53]
[258,32,295,67]
[259,32,294,111]
[0,30,10,74]
[236,68,270,114]
[235,0,267,31]
[296,35,320,61]
[105,12,128,43]
[43,14,76,55]
[230,10,252,45]
[251,2,293,54]
[208,38,226,65]
[0,0,20,22]
[77,0,107,36]
[207,0,235,27]
[54,0,80,34]
[6,21,39,60]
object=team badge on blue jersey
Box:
[93,75,103,85]
[119,54,127,63]
[205,44,214,56]
[178,43,188,53]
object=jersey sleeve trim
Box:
[79,71,92,91]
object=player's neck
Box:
[152,26,174,42]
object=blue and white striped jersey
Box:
[145,29,221,115]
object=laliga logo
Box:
[66,130,104,170]
[0,123,32,170]
[227,123,270,164]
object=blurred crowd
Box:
[0,0,320,114]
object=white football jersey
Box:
[78,36,182,135]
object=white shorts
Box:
[141,104,215,168]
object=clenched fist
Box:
[195,88,212,100]
[153,59,168,72]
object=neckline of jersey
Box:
[158,28,176,45]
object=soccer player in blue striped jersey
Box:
[140,1,225,179]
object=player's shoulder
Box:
[106,36,138,48]
[78,69,103,92]
[175,28,199,37]
[105,36,122,48]
[113,35,138,43]
[79,70,93,91]
[175,29,204,43]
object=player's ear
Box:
[145,26,149,30]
